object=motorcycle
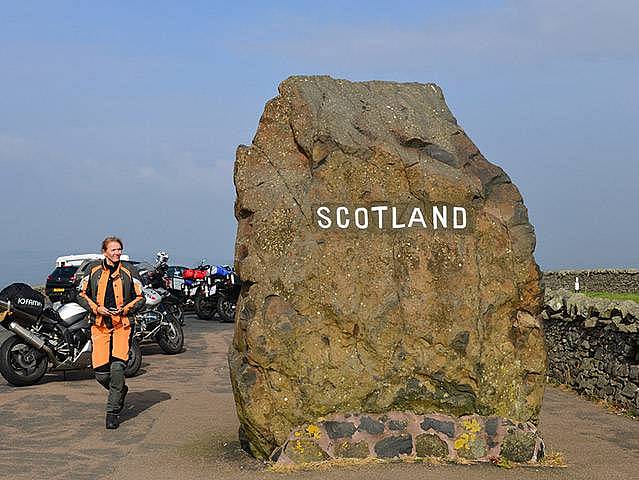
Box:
[181,260,210,310]
[132,285,184,355]
[139,252,185,325]
[194,265,241,322]
[0,283,141,387]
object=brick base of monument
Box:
[273,412,544,465]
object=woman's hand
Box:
[97,306,121,316]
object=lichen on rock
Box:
[415,433,449,458]
[500,430,537,463]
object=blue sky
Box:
[1,0,638,284]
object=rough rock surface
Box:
[230,76,545,459]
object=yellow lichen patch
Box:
[294,440,305,453]
[455,417,483,453]
[454,433,471,450]
[306,424,322,439]
[462,418,481,433]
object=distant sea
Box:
[0,248,231,288]
[0,248,62,287]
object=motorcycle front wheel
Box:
[124,339,142,377]
[167,303,184,325]
[155,315,184,354]
[0,335,48,386]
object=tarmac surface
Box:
[1,314,638,480]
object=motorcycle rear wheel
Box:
[0,335,48,386]
[155,315,184,354]
[195,292,215,320]
[124,339,142,377]
[216,295,236,323]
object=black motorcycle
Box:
[194,266,241,322]
[0,283,141,387]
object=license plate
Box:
[53,288,65,292]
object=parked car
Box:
[45,265,79,301]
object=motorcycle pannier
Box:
[0,283,45,319]
[183,269,195,280]
[194,270,207,280]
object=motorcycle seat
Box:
[45,307,85,328]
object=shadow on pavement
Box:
[40,368,95,383]
[35,365,150,385]
[120,389,171,422]
[140,343,187,356]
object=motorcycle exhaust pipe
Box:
[6,320,61,367]
[7,321,45,349]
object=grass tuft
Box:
[539,451,567,468]
[581,291,639,302]
[268,457,385,473]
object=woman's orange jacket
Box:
[77,260,146,328]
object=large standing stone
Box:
[229,76,546,459]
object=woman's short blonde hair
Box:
[101,236,123,252]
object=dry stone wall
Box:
[543,269,639,293]
[543,289,639,411]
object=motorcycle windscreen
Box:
[0,283,46,322]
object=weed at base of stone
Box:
[267,457,385,473]
[487,451,566,469]
[489,456,513,469]
[537,451,567,468]
[403,456,448,465]
[267,452,567,473]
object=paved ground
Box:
[1,315,638,480]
